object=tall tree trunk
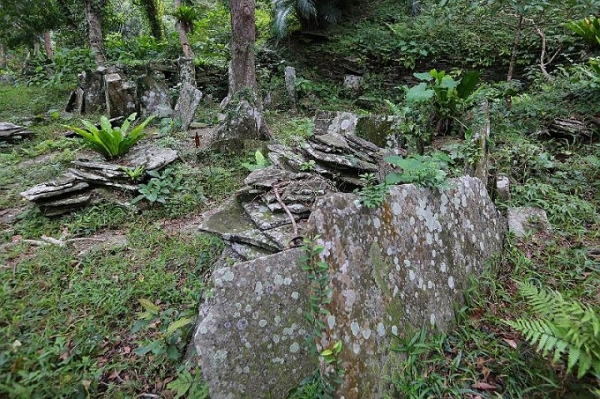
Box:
[0,43,6,69]
[174,0,193,58]
[140,0,164,40]
[230,0,256,94]
[86,0,107,66]
[507,14,524,83]
[43,31,54,60]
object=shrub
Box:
[65,113,154,160]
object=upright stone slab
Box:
[174,58,202,131]
[284,66,297,111]
[138,71,173,118]
[307,176,505,397]
[105,73,137,118]
[194,248,314,399]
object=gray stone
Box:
[496,175,510,201]
[20,174,89,202]
[211,99,266,152]
[197,198,279,252]
[105,73,137,118]
[194,176,506,398]
[230,242,273,261]
[242,201,302,231]
[138,71,173,118]
[306,176,505,397]
[284,66,297,111]
[0,122,34,141]
[194,248,314,399]
[343,74,362,98]
[314,110,359,136]
[174,58,203,131]
[507,207,551,237]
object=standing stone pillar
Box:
[174,58,203,131]
[105,73,137,118]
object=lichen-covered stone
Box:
[306,176,505,397]
[507,207,551,237]
[193,176,505,398]
[194,248,314,399]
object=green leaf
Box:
[165,317,194,338]
[456,71,481,99]
[139,298,160,314]
[405,82,434,104]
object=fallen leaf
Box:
[503,338,518,349]
[12,235,22,243]
[472,381,497,390]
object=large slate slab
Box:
[194,248,314,399]
[306,176,505,397]
[193,176,506,398]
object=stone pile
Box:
[198,112,406,261]
[20,144,178,216]
[0,122,34,142]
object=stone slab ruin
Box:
[20,144,178,215]
[194,176,506,398]
[0,122,35,142]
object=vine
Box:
[288,237,344,398]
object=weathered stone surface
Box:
[210,99,266,152]
[105,73,137,118]
[307,176,505,397]
[138,71,173,118]
[20,174,89,201]
[496,175,510,201]
[314,110,359,136]
[194,248,314,399]
[194,176,506,398]
[284,66,297,111]
[343,74,362,98]
[0,122,34,141]
[197,198,279,252]
[174,58,202,131]
[507,207,551,237]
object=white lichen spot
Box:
[418,277,424,289]
[214,350,228,363]
[362,328,372,340]
[274,316,281,325]
[273,335,280,343]
[391,326,398,336]
[245,305,252,313]
[327,315,336,329]
[223,269,235,282]
[274,274,284,286]
[373,217,381,229]
[265,267,271,273]
[259,319,268,327]
[340,260,349,274]
[297,307,303,314]
[395,264,400,272]
[432,249,437,258]
[409,270,416,281]
[199,325,208,335]
[448,276,455,289]
[243,366,250,373]
[290,342,300,353]
[387,247,394,256]
[377,323,386,337]
[291,292,299,300]
[350,321,360,337]
[393,285,399,297]
[343,290,357,310]
[428,280,434,289]
[426,232,433,245]
[245,342,252,349]
[392,202,402,215]
[479,241,485,251]
[404,259,411,267]
[430,314,436,326]
[283,277,292,285]
[254,281,263,295]
[271,357,284,364]
[440,262,447,273]
[353,343,361,355]
[214,278,223,287]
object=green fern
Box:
[504,281,600,379]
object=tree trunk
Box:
[43,31,54,60]
[0,43,6,69]
[86,0,107,66]
[507,14,524,83]
[230,0,256,95]
[174,0,193,58]
[140,0,164,40]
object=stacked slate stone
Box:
[20,145,178,216]
[0,122,35,142]
[198,110,408,262]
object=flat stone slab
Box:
[194,248,314,399]
[198,198,280,252]
[20,174,90,202]
[0,122,35,141]
[507,207,551,237]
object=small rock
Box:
[507,207,551,237]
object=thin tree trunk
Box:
[0,43,6,69]
[507,14,524,83]
[86,0,106,66]
[43,31,54,60]
[33,41,40,57]
[140,0,163,40]
[230,0,256,94]
[174,0,193,58]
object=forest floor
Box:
[0,81,599,398]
